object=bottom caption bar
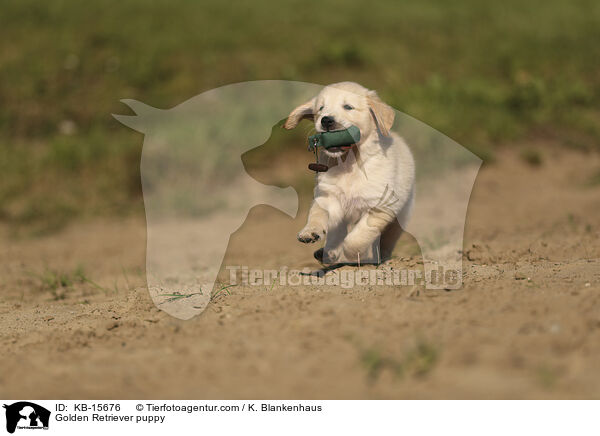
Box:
[1,400,597,435]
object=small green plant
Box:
[536,365,560,389]
[211,284,236,302]
[403,341,439,377]
[41,270,73,295]
[361,348,385,381]
[29,265,111,299]
[160,283,236,304]
[359,340,440,382]
[158,291,203,303]
[267,272,280,292]
[520,148,543,166]
[586,169,600,186]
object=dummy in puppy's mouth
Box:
[316,116,359,157]
[310,124,361,158]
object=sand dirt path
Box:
[1,146,599,399]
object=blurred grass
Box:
[1,0,599,233]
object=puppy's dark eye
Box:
[319,105,324,111]
[343,104,354,110]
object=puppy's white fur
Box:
[284,82,415,264]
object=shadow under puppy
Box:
[284,81,415,265]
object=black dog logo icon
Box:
[3,402,50,434]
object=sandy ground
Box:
[1,146,600,399]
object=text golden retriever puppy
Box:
[284,82,415,264]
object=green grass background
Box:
[1,0,599,234]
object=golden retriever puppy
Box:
[284,82,415,264]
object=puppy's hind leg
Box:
[340,207,396,264]
[380,187,414,261]
[379,220,403,262]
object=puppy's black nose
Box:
[321,116,335,130]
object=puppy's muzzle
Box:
[320,116,336,130]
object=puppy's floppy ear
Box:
[283,98,315,129]
[367,91,395,136]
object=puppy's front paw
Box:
[297,226,325,244]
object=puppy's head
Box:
[283,82,395,157]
